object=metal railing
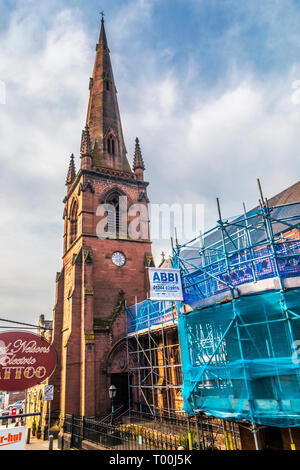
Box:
[0,412,40,420]
[64,414,161,450]
[63,409,237,450]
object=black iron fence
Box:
[64,414,181,450]
[126,408,235,450]
[64,410,240,450]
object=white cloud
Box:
[0,6,91,324]
[1,0,300,322]
[109,0,153,44]
[122,66,300,232]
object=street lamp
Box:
[109,385,117,426]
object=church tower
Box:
[51,17,153,420]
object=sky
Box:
[1,0,300,325]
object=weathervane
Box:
[100,10,105,23]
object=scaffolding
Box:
[125,299,240,449]
[173,190,300,432]
[126,300,182,417]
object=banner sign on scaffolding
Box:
[0,426,26,451]
[148,268,184,301]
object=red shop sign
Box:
[0,331,57,391]
[11,407,17,422]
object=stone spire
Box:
[66,154,76,186]
[133,137,145,181]
[85,17,132,173]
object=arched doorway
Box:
[106,340,131,410]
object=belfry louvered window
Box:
[107,194,120,236]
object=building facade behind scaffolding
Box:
[175,196,300,423]
[126,300,183,416]
[126,298,236,449]
[126,182,300,449]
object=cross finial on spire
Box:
[100,10,105,23]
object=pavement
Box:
[25,437,59,451]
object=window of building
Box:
[69,200,78,245]
[107,135,115,155]
[105,190,126,238]
[107,193,120,235]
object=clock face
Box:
[112,251,126,267]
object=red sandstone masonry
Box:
[52,19,153,421]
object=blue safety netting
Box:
[181,240,300,309]
[178,204,300,310]
[126,299,176,334]
[175,202,300,426]
[177,289,300,427]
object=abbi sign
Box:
[148,268,184,301]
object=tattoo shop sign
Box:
[0,331,57,391]
[148,268,184,301]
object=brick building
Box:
[51,18,153,424]
[48,16,300,451]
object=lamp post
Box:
[109,385,117,426]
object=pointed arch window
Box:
[107,193,120,236]
[107,134,116,156]
[104,190,127,238]
[69,199,78,245]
